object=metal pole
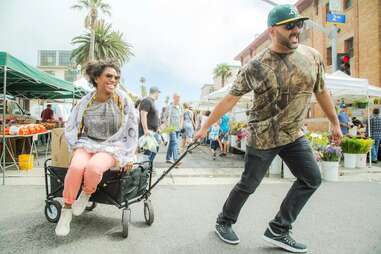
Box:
[330,27,338,72]
[2,65,7,185]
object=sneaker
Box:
[219,153,226,157]
[55,208,72,236]
[166,160,174,164]
[215,222,240,245]
[263,227,307,253]
[72,191,91,216]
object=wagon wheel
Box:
[44,200,62,223]
[85,201,97,212]
[122,209,130,238]
[144,200,154,225]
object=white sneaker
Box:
[55,208,72,236]
[72,191,91,216]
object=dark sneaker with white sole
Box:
[215,222,240,245]
[263,227,307,253]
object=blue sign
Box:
[327,12,346,24]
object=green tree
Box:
[71,20,133,67]
[213,63,232,88]
[72,0,112,61]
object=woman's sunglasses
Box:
[280,20,304,30]
[105,73,120,81]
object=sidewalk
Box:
[2,144,381,185]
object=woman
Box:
[55,60,138,236]
[181,103,195,152]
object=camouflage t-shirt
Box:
[229,45,325,150]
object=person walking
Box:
[218,113,230,156]
[338,106,350,135]
[369,108,381,163]
[181,103,195,152]
[139,86,161,162]
[195,4,342,253]
[165,93,183,164]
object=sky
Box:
[0,0,297,107]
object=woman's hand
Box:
[121,161,134,172]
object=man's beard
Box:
[275,30,300,49]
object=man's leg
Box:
[264,137,321,253]
[371,139,380,162]
[166,131,175,161]
[173,131,180,161]
[216,146,278,244]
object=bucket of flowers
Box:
[319,145,342,182]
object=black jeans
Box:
[218,137,321,234]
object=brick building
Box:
[234,0,381,131]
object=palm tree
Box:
[139,77,147,97]
[71,0,112,61]
[71,20,134,67]
[213,63,233,88]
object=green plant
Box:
[341,137,362,154]
[305,132,330,150]
[353,99,369,109]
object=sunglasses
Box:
[105,73,120,81]
[281,20,304,30]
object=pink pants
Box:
[63,148,116,205]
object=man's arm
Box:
[140,110,149,135]
[315,89,343,143]
[195,94,241,139]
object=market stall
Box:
[0,51,85,184]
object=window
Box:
[345,37,354,57]
[64,69,77,82]
[326,47,332,66]
[59,51,72,66]
[344,0,352,10]
[39,50,57,66]
[9,101,23,115]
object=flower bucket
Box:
[230,135,237,148]
[18,154,34,170]
[240,138,247,152]
[282,161,295,179]
[356,154,367,168]
[321,161,339,181]
[269,155,282,175]
[343,153,357,169]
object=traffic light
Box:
[337,53,351,75]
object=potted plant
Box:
[319,145,342,181]
[341,137,362,168]
[356,138,373,168]
[353,99,369,109]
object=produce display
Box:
[4,124,48,136]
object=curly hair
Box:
[85,59,121,87]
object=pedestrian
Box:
[218,113,230,156]
[165,93,183,165]
[56,60,138,236]
[181,102,195,152]
[338,106,350,135]
[139,86,161,163]
[41,104,54,122]
[369,108,381,163]
[209,122,220,160]
[195,4,342,253]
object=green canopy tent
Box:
[0,51,85,184]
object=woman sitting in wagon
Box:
[55,60,138,236]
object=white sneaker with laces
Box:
[72,191,91,216]
[55,208,72,236]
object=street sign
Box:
[329,0,342,12]
[327,12,346,24]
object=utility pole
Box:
[260,0,339,71]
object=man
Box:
[369,108,381,163]
[41,104,54,122]
[139,86,161,162]
[338,106,350,135]
[195,4,342,253]
[166,93,183,164]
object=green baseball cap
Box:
[267,4,309,27]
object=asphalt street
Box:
[1,182,381,254]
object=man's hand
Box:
[144,129,150,136]
[195,127,208,141]
[121,161,134,172]
[331,124,343,145]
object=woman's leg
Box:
[83,152,116,195]
[63,148,93,207]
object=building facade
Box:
[235,0,381,88]
[37,50,79,82]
